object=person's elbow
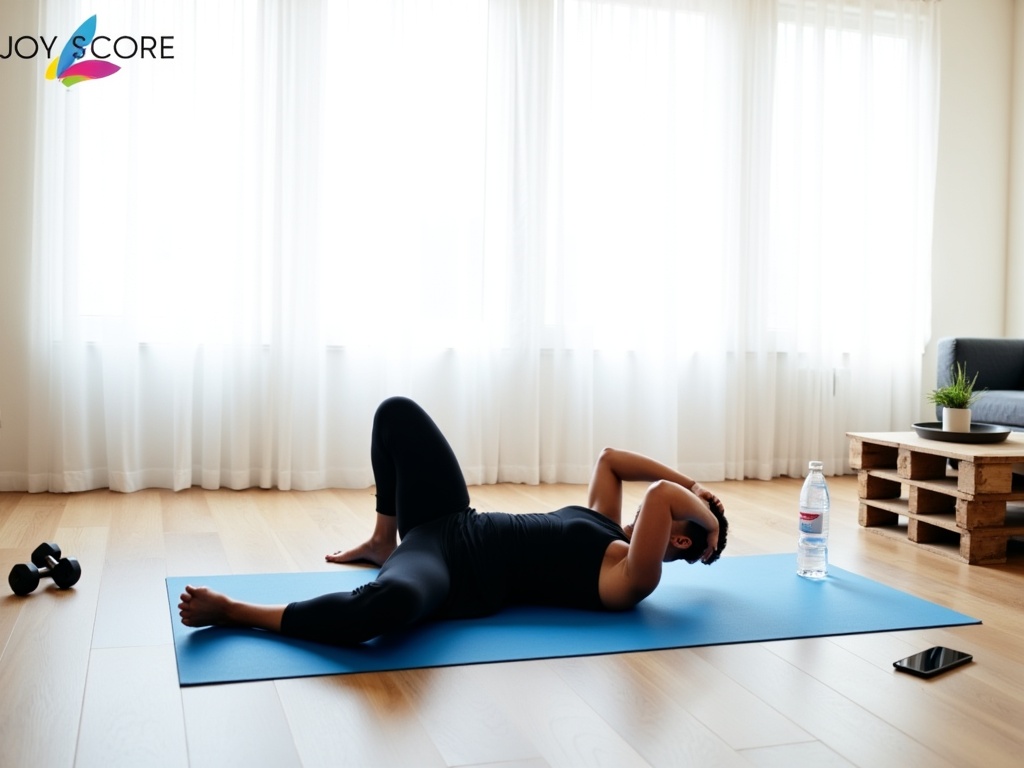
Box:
[644,479,706,523]
[588,446,613,481]
[644,478,676,502]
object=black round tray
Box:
[912,422,1011,444]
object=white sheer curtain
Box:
[735,0,941,478]
[26,0,940,492]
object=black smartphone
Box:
[893,646,973,678]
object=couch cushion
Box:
[970,391,1024,429]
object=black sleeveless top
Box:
[437,505,628,618]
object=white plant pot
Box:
[942,407,972,433]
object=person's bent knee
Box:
[375,396,420,423]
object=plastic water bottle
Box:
[797,460,829,579]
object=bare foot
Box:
[178,585,240,628]
[325,539,395,567]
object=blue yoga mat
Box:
[165,553,979,686]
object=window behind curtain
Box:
[32,0,939,492]
[68,0,933,358]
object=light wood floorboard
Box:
[0,476,1022,767]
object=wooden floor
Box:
[1,476,1023,768]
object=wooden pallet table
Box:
[847,430,1024,564]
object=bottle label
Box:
[799,511,822,534]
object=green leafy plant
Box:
[927,362,982,409]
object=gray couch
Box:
[936,337,1024,431]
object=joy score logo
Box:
[1,14,174,88]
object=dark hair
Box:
[668,497,729,565]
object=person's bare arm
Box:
[587,447,722,525]
[601,480,720,609]
[325,512,398,566]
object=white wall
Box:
[928,0,1015,404]
[1008,0,1024,336]
[0,1,38,486]
[0,0,1017,480]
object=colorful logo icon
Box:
[45,15,120,88]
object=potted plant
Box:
[927,362,982,432]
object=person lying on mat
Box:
[178,396,728,646]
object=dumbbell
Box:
[8,542,82,596]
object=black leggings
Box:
[280,397,472,645]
